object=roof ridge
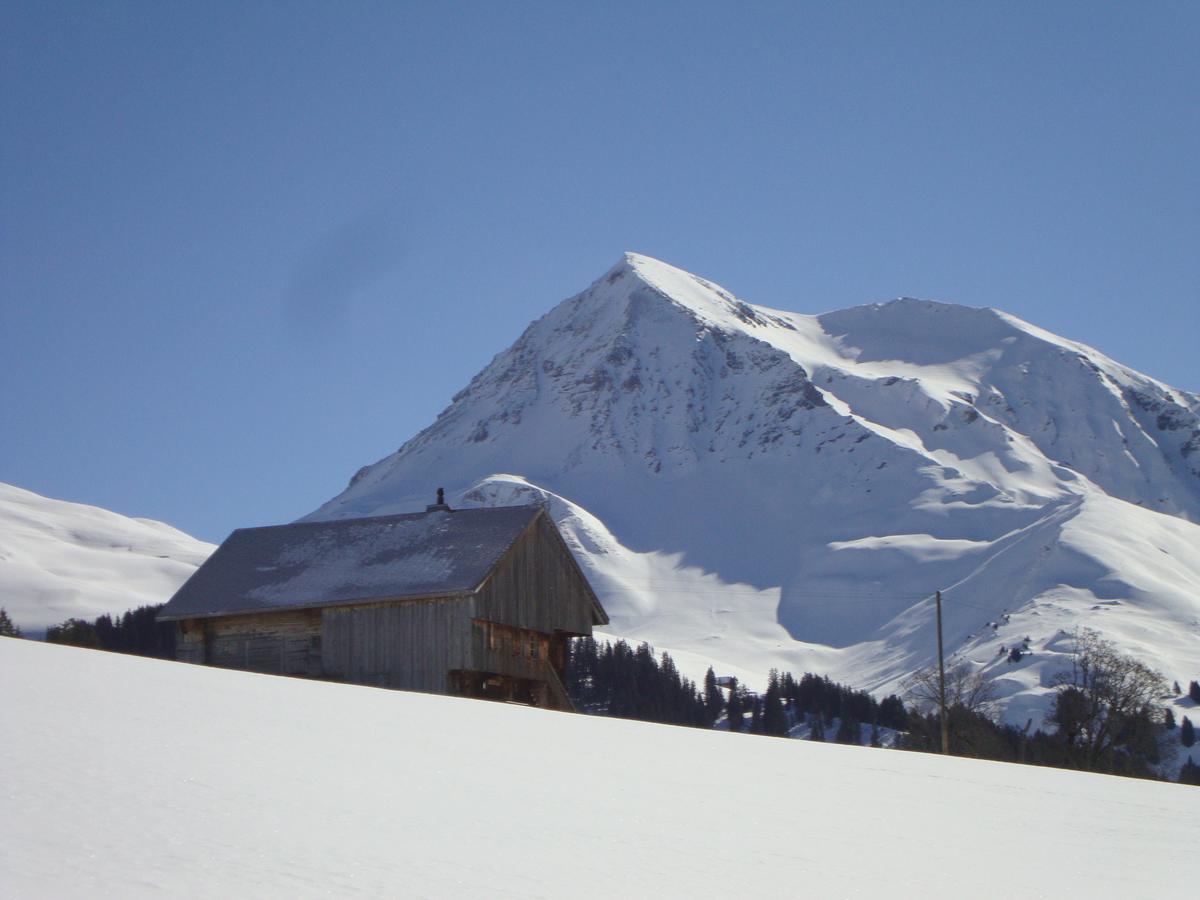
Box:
[235,503,543,535]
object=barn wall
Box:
[473,513,598,637]
[320,598,476,693]
[176,620,205,664]
[193,609,322,676]
[469,619,551,681]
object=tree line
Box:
[566,631,1197,785]
[565,637,711,727]
[564,636,908,742]
[898,630,1197,783]
[16,604,175,658]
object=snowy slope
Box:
[0,483,215,633]
[2,638,1195,899]
[308,254,1200,721]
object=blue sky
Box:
[2,1,1197,542]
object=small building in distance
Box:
[157,494,608,710]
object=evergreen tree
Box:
[703,667,724,726]
[0,607,22,638]
[1190,681,1200,704]
[726,680,744,733]
[835,714,860,745]
[658,651,681,723]
[45,617,100,648]
[632,643,661,721]
[878,694,908,730]
[564,638,708,728]
[1164,708,1176,730]
[94,613,117,649]
[1182,716,1196,749]
[566,636,602,711]
[39,604,174,657]
[809,711,825,741]
[1180,756,1200,786]
[762,670,788,737]
[834,693,862,745]
[1173,681,1182,695]
[749,697,763,735]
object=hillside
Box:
[306,254,1200,721]
[0,483,215,634]
[2,638,1194,898]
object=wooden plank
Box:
[191,609,320,676]
[321,598,475,693]
[175,620,205,664]
[472,512,599,637]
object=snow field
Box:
[0,483,214,633]
[2,639,1195,899]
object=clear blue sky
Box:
[2,1,1197,542]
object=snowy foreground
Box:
[3,640,1195,899]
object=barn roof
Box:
[159,505,544,620]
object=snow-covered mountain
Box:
[309,253,1200,722]
[0,482,215,633]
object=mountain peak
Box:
[588,252,783,335]
[306,254,1200,724]
[599,250,710,296]
[620,249,666,267]
[606,250,683,278]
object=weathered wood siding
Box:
[472,512,599,638]
[320,597,476,692]
[469,619,553,682]
[176,619,205,664]
[179,610,322,676]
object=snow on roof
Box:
[159,505,541,620]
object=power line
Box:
[584,580,1008,615]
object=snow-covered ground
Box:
[0,483,215,634]
[1,638,1194,898]
[306,253,1200,722]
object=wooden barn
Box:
[157,496,608,710]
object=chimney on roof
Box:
[426,487,452,513]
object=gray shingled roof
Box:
[159,505,542,620]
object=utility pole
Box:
[936,589,949,755]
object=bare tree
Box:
[1047,629,1166,769]
[901,661,1002,756]
[903,661,999,719]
